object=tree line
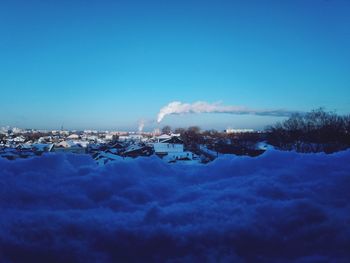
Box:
[162,108,350,153]
[266,108,350,152]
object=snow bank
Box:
[0,150,350,262]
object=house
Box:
[118,134,143,142]
[156,134,171,142]
[153,136,200,163]
[56,140,75,148]
[225,128,254,134]
[105,142,125,155]
[67,134,80,140]
[13,136,26,143]
[122,144,153,158]
[54,141,86,154]
[105,134,115,141]
[118,135,129,142]
[154,136,184,155]
[111,142,124,149]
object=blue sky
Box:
[0,0,349,131]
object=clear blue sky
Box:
[1,0,349,131]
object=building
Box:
[54,141,86,154]
[153,136,184,155]
[225,128,254,134]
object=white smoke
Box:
[138,120,145,133]
[157,101,298,123]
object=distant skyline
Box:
[1,0,349,131]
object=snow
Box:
[67,134,80,139]
[199,144,220,157]
[0,150,349,262]
[124,144,143,153]
[32,143,54,152]
[255,141,275,150]
[161,151,200,164]
[156,134,171,142]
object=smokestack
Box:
[157,101,298,123]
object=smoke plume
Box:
[157,101,298,123]
[138,120,145,133]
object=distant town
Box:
[1,109,349,164]
[0,126,268,165]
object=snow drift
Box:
[157,101,298,122]
[0,150,350,262]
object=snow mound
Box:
[0,150,350,262]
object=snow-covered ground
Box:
[0,150,349,262]
[200,144,222,157]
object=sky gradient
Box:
[0,0,349,131]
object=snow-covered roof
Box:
[56,140,82,148]
[73,141,89,148]
[157,134,171,140]
[67,134,80,139]
[124,144,143,153]
[161,137,183,144]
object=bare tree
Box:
[266,108,350,152]
[161,125,172,135]
[174,128,186,135]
